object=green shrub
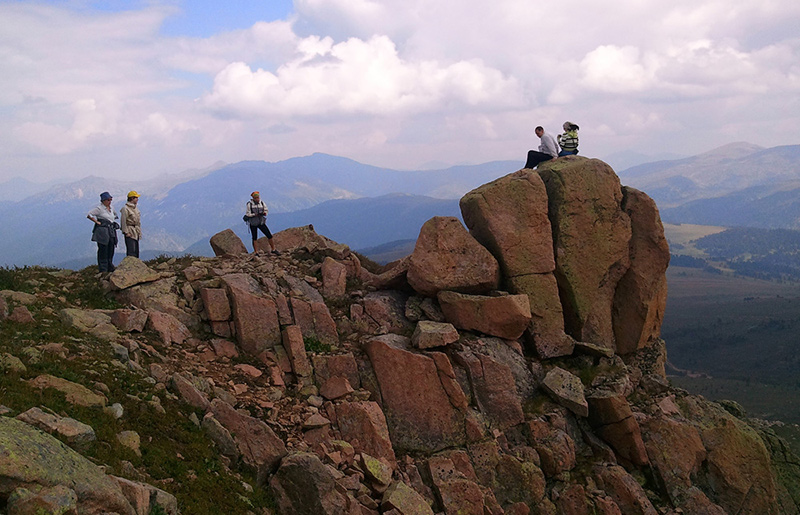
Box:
[303,335,333,354]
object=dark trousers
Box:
[97,243,115,272]
[525,150,554,169]
[125,236,139,258]
[250,224,273,242]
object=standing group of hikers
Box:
[86,191,278,273]
[524,121,580,169]
[86,119,580,272]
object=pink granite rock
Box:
[407,216,500,297]
[438,291,531,340]
[200,288,232,322]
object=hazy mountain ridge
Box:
[619,142,800,206]
[3,144,799,268]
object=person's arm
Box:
[543,135,559,157]
[87,206,101,225]
[245,201,255,218]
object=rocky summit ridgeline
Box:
[1,155,798,515]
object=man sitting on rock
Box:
[524,126,559,169]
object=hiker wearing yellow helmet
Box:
[120,190,142,258]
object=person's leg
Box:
[250,225,258,252]
[125,236,136,257]
[132,238,139,258]
[259,225,279,254]
[108,243,115,271]
[525,150,552,169]
[97,243,108,272]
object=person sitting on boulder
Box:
[245,191,279,255]
[558,121,579,156]
[524,126,559,169]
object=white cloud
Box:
[0,0,799,183]
[202,35,525,118]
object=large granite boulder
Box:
[612,187,670,355]
[209,228,248,256]
[538,157,631,348]
[407,216,500,297]
[460,169,574,358]
[365,334,468,452]
[0,417,135,514]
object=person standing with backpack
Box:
[245,191,279,255]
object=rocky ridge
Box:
[1,155,799,514]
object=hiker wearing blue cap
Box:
[86,191,119,273]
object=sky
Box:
[1,0,798,184]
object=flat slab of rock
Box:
[0,417,134,514]
[108,257,160,290]
[412,321,459,349]
[147,310,191,345]
[60,308,118,341]
[16,407,96,445]
[272,225,351,259]
[438,291,531,340]
[382,480,434,515]
[28,375,107,408]
[541,367,588,417]
[407,216,500,297]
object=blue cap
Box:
[100,191,112,201]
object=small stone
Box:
[117,430,142,457]
[303,414,332,430]
[0,353,26,374]
[104,403,124,419]
[234,363,263,378]
[541,367,588,417]
[411,320,459,349]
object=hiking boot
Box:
[271,250,280,255]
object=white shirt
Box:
[88,203,118,224]
[539,132,559,158]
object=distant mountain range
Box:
[619,143,800,206]
[0,154,511,268]
[2,144,799,269]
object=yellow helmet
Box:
[127,190,140,198]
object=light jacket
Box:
[558,130,579,153]
[120,202,142,240]
[245,200,268,227]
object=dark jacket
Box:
[92,219,119,246]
